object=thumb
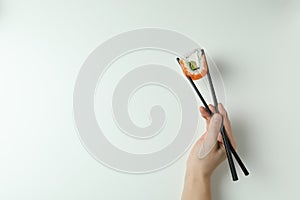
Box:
[198,113,222,159]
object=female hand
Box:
[182,103,236,200]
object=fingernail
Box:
[213,114,222,123]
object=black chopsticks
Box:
[176,51,249,181]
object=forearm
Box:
[181,172,211,200]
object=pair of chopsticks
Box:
[176,49,249,181]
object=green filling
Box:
[189,61,199,71]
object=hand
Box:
[182,103,236,200]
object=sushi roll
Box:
[178,49,208,80]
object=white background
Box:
[1,0,300,199]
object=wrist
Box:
[185,166,212,182]
[184,171,211,187]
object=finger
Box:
[199,106,211,120]
[209,104,215,114]
[218,103,236,149]
[218,103,228,121]
[204,105,216,130]
[200,105,216,131]
[198,113,222,159]
[199,105,215,119]
[199,106,211,129]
